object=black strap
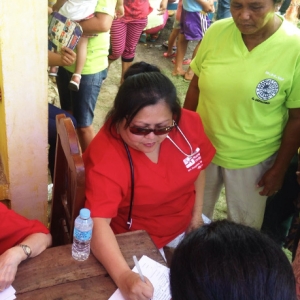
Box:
[123,141,134,229]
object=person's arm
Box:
[195,0,215,12]
[0,233,52,291]
[91,218,154,300]
[52,0,67,12]
[48,6,53,15]
[79,11,114,35]
[183,75,200,111]
[115,0,124,18]
[158,0,168,14]
[186,171,205,233]
[258,108,300,196]
[48,47,76,66]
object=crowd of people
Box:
[1,0,300,298]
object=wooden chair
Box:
[50,114,85,246]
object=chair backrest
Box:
[50,114,85,246]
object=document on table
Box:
[109,255,171,300]
[0,286,16,300]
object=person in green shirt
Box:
[184,0,300,229]
[56,0,121,152]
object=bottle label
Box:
[74,228,92,241]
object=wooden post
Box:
[0,0,48,224]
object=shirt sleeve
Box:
[0,203,49,255]
[95,0,116,17]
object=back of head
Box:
[106,67,181,133]
[170,220,296,300]
[123,61,161,80]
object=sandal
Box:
[48,66,58,77]
[171,58,192,65]
[68,73,81,91]
[162,41,177,51]
[163,51,176,58]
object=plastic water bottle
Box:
[72,208,93,261]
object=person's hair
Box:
[106,70,181,135]
[170,220,296,300]
[123,61,161,80]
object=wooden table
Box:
[13,230,165,299]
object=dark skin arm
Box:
[258,108,300,196]
[183,75,199,111]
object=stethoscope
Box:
[122,121,198,230]
[123,141,135,229]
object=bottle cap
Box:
[80,208,90,219]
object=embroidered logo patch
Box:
[256,78,279,101]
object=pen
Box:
[133,255,145,282]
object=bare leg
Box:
[184,40,202,81]
[77,125,95,152]
[49,66,58,76]
[71,37,88,85]
[172,33,188,76]
[166,28,180,56]
[121,61,132,84]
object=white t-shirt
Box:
[59,0,98,20]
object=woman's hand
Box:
[118,270,154,300]
[0,247,24,291]
[186,214,204,234]
[60,47,76,66]
[257,166,285,197]
[48,48,76,67]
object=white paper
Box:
[109,255,171,300]
[0,286,16,300]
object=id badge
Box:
[183,147,200,169]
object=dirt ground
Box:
[93,14,199,132]
[48,14,198,133]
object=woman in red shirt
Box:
[83,63,215,299]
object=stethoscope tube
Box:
[123,141,135,229]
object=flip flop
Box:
[162,41,177,51]
[171,58,192,65]
[163,51,176,58]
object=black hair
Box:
[123,61,161,80]
[106,71,181,135]
[170,220,296,300]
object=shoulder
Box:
[178,109,205,135]
[207,18,235,34]
[180,108,201,123]
[200,18,236,47]
[281,19,300,44]
[84,125,120,164]
[83,125,128,175]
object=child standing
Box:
[172,0,214,81]
[108,0,168,84]
[52,0,124,91]
[163,0,183,57]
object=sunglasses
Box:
[129,121,175,136]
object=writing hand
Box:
[118,270,154,300]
